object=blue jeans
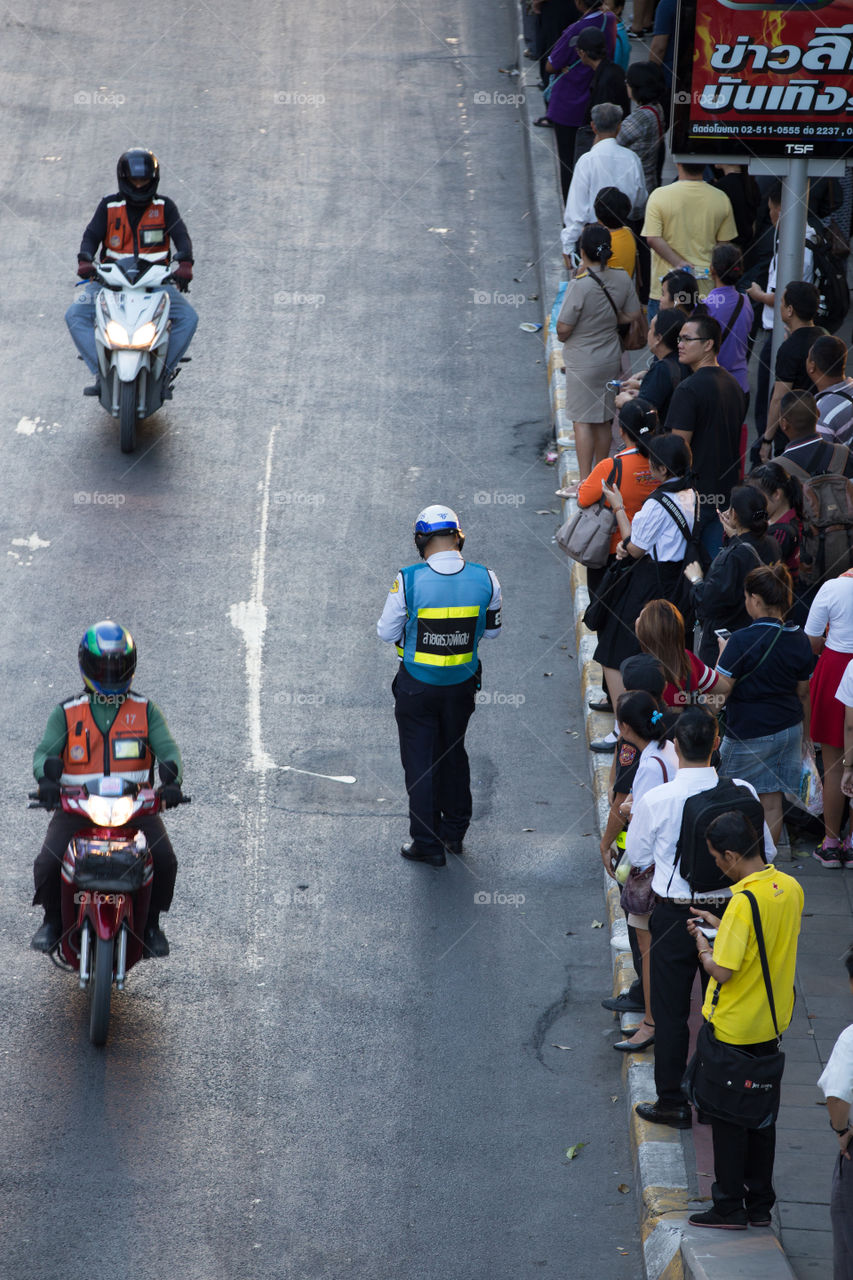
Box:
[65,280,198,377]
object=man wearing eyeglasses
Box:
[665,313,746,560]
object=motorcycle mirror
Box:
[44,756,63,782]
[159,759,179,785]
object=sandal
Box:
[555,485,579,499]
[613,1019,655,1052]
[533,116,554,128]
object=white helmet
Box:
[413,505,464,557]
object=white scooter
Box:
[90,257,181,453]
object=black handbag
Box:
[683,891,786,1129]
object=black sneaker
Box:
[83,381,101,397]
[601,991,644,1014]
[688,1208,747,1230]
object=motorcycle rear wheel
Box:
[119,380,136,454]
[89,935,114,1046]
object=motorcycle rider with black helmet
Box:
[30,621,184,959]
[65,148,197,395]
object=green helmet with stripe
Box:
[78,620,137,698]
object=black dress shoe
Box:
[635,1100,692,1129]
[443,840,464,857]
[588,697,613,713]
[143,924,170,958]
[30,920,61,952]
[400,842,446,867]
[590,735,618,754]
[601,992,645,1014]
[83,381,101,397]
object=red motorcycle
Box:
[30,765,189,1046]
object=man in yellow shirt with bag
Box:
[685,809,804,1229]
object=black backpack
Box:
[670,780,765,896]
[806,224,850,334]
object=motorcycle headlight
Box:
[84,795,136,827]
[130,321,157,348]
[105,320,130,348]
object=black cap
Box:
[620,654,665,696]
[576,27,608,54]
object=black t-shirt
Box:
[587,59,630,121]
[782,434,853,479]
[716,619,814,740]
[775,325,826,389]
[638,353,688,420]
[664,365,746,501]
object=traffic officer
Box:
[377,506,502,867]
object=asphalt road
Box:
[0,2,640,1276]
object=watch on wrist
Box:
[831,1120,851,1134]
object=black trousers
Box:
[710,1043,778,1219]
[552,124,578,205]
[33,810,177,921]
[649,898,725,1107]
[393,665,477,856]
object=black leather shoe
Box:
[143,924,170,958]
[590,736,618,754]
[588,697,613,713]
[601,992,644,1014]
[635,1101,692,1129]
[83,381,101,397]
[443,840,464,857]
[30,920,61,952]
[401,842,446,867]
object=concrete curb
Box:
[512,9,798,1277]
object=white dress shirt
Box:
[630,489,697,562]
[561,137,648,255]
[626,765,776,900]
[819,1024,853,1103]
[376,550,502,644]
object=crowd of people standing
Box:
[527,0,853,1249]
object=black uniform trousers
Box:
[709,1040,778,1220]
[393,664,477,856]
[649,898,728,1107]
[33,810,177,922]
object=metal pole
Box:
[770,159,810,393]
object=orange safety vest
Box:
[60,693,154,786]
[102,199,170,263]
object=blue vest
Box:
[396,560,493,686]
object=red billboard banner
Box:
[671,0,853,159]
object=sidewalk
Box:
[513,10,852,1278]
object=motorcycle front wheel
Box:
[119,380,136,454]
[89,935,114,1046]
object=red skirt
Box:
[810,645,853,749]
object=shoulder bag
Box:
[586,266,649,352]
[683,890,786,1129]
[717,620,785,738]
[619,755,668,915]
[556,456,623,568]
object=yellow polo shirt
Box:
[641,180,737,301]
[702,865,804,1045]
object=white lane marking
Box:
[275,764,356,785]
[229,425,278,774]
[229,424,356,785]
[12,533,50,550]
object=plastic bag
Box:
[799,750,824,817]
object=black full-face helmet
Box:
[117,149,160,206]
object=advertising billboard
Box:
[671,0,853,160]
